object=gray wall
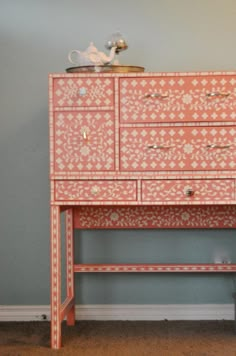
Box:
[1,0,236,306]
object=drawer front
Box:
[54,111,115,172]
[53,77,114,107]
[120,76,236,123]
[142,179,235,201]
[55,181,137,201]
[120,126,236,171]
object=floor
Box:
[0,320,236,355]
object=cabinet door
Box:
[54,111,115,172]
[120,126,236,171]
[120,76,236,123]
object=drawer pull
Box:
[185,188,194,197]
[206,91,230,98]
[147,144,171,149]
[144,93,169,99]
[82,131,87,140]
[206,144,231,149]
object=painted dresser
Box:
[49,71,236,348]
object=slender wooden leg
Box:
[50,205,62,349]
[66,208,75,325]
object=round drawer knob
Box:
[185,188,194,197]
[91,186,99,195]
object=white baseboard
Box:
[0,304,234,322]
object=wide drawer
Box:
[53,77,114,107]
[120,75,236,123]
[55,180,137,201]
[120,126,236,171]
[142,179,235,201]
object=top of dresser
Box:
[49,71,236,78]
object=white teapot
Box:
[68,42,117,66]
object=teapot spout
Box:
[101,46,117,64]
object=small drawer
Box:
[142,179,235,202]
[53,77,114,107]
[55,180,137,201]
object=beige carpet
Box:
[0,320,236,355]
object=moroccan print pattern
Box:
[53,78,114,107]
[55,181,137,201]
[120,126,236,171]
[73,206,236,229]
[142,179,234,201]
[54,111,115,172]
[120,76,236,123]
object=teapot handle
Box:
[68,50,81,65]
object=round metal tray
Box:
[66,65,145,73]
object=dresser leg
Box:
[67,305,75,326]
[50,205,62,349]
[66,208,75,326]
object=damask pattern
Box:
[120,76,236,123]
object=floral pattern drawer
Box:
[54,111,115,172]
[55,180,137,201]
[120,75,236,123]
[53,77,114,107]
[142,179,235,201]
[120,126,236,171]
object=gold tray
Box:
[66,65,145,73]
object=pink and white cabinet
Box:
[49,71,236,348]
